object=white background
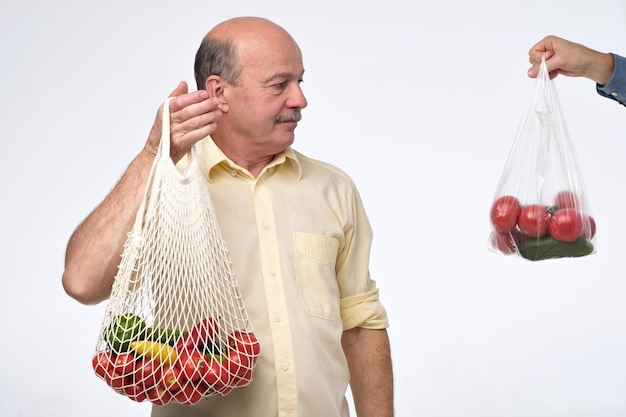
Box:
[1,1,626,416]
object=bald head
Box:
[207,16,295,44]
[194,17,301,90]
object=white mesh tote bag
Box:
[91,98,260,405]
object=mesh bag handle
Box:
[91,98,260,405]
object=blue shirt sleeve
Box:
[596,53,626,107]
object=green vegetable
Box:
[144,327,185,347]
[104,313,147,352]
[545,205,560,216]
[104,313,188,351]
[205,353,226,362]
[517,236,594,261]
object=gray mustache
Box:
[276,110,302,123]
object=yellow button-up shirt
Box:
[152,138,389,417]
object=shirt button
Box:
[612,92,618,97]
[281,366,289,372]
[263,224,270,231]
[230,169,238,176]
[268,167,275,174]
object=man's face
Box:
[223,35,308,157]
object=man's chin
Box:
[280,134,296,149]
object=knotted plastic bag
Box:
[488,56,597,261]
[91,98,259,405]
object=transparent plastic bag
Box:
[91,98,259,405]
[488,56,597,261]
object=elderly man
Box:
[62,16,393,417]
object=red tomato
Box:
[585,215,597,239]
[190,318,220,351]
[134,358,160,390]
[122,382,148,402]
[92,352,114,382]
[226,349,251,378]
[111,352,137,377]
[227,331,261,358]
[554,190,580,209]
[490,195,521,233]
[177,349,210,383]
[175,318,220,354]
[489,230,521,254]
[174,332,198,353]
[108,371,128,391]
[517,204,550,237]
[202,358,230,389]
[146,385,173,405]
[160,365,184,395]
[173,381,206,405]
[232,367,254,387]
[549,208,583,242]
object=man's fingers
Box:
[168,81,189,98]
[167,93,222,163]
[170,102,222,144]
[177,111,221,137]
[170,93,221,134]
[169,90,213,113]
[166,82,214,114]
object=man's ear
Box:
[205,75,229,112]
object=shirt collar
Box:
[198,136,302,182]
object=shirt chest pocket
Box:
[293,232,341,321]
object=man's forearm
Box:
[62,149,154,305]
[343,327,394,417]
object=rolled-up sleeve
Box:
[341,288,389,330]
[336,181,389,331]
[597,53,626,106]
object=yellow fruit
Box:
[129,340,177,365]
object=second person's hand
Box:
[527,35,615,85]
